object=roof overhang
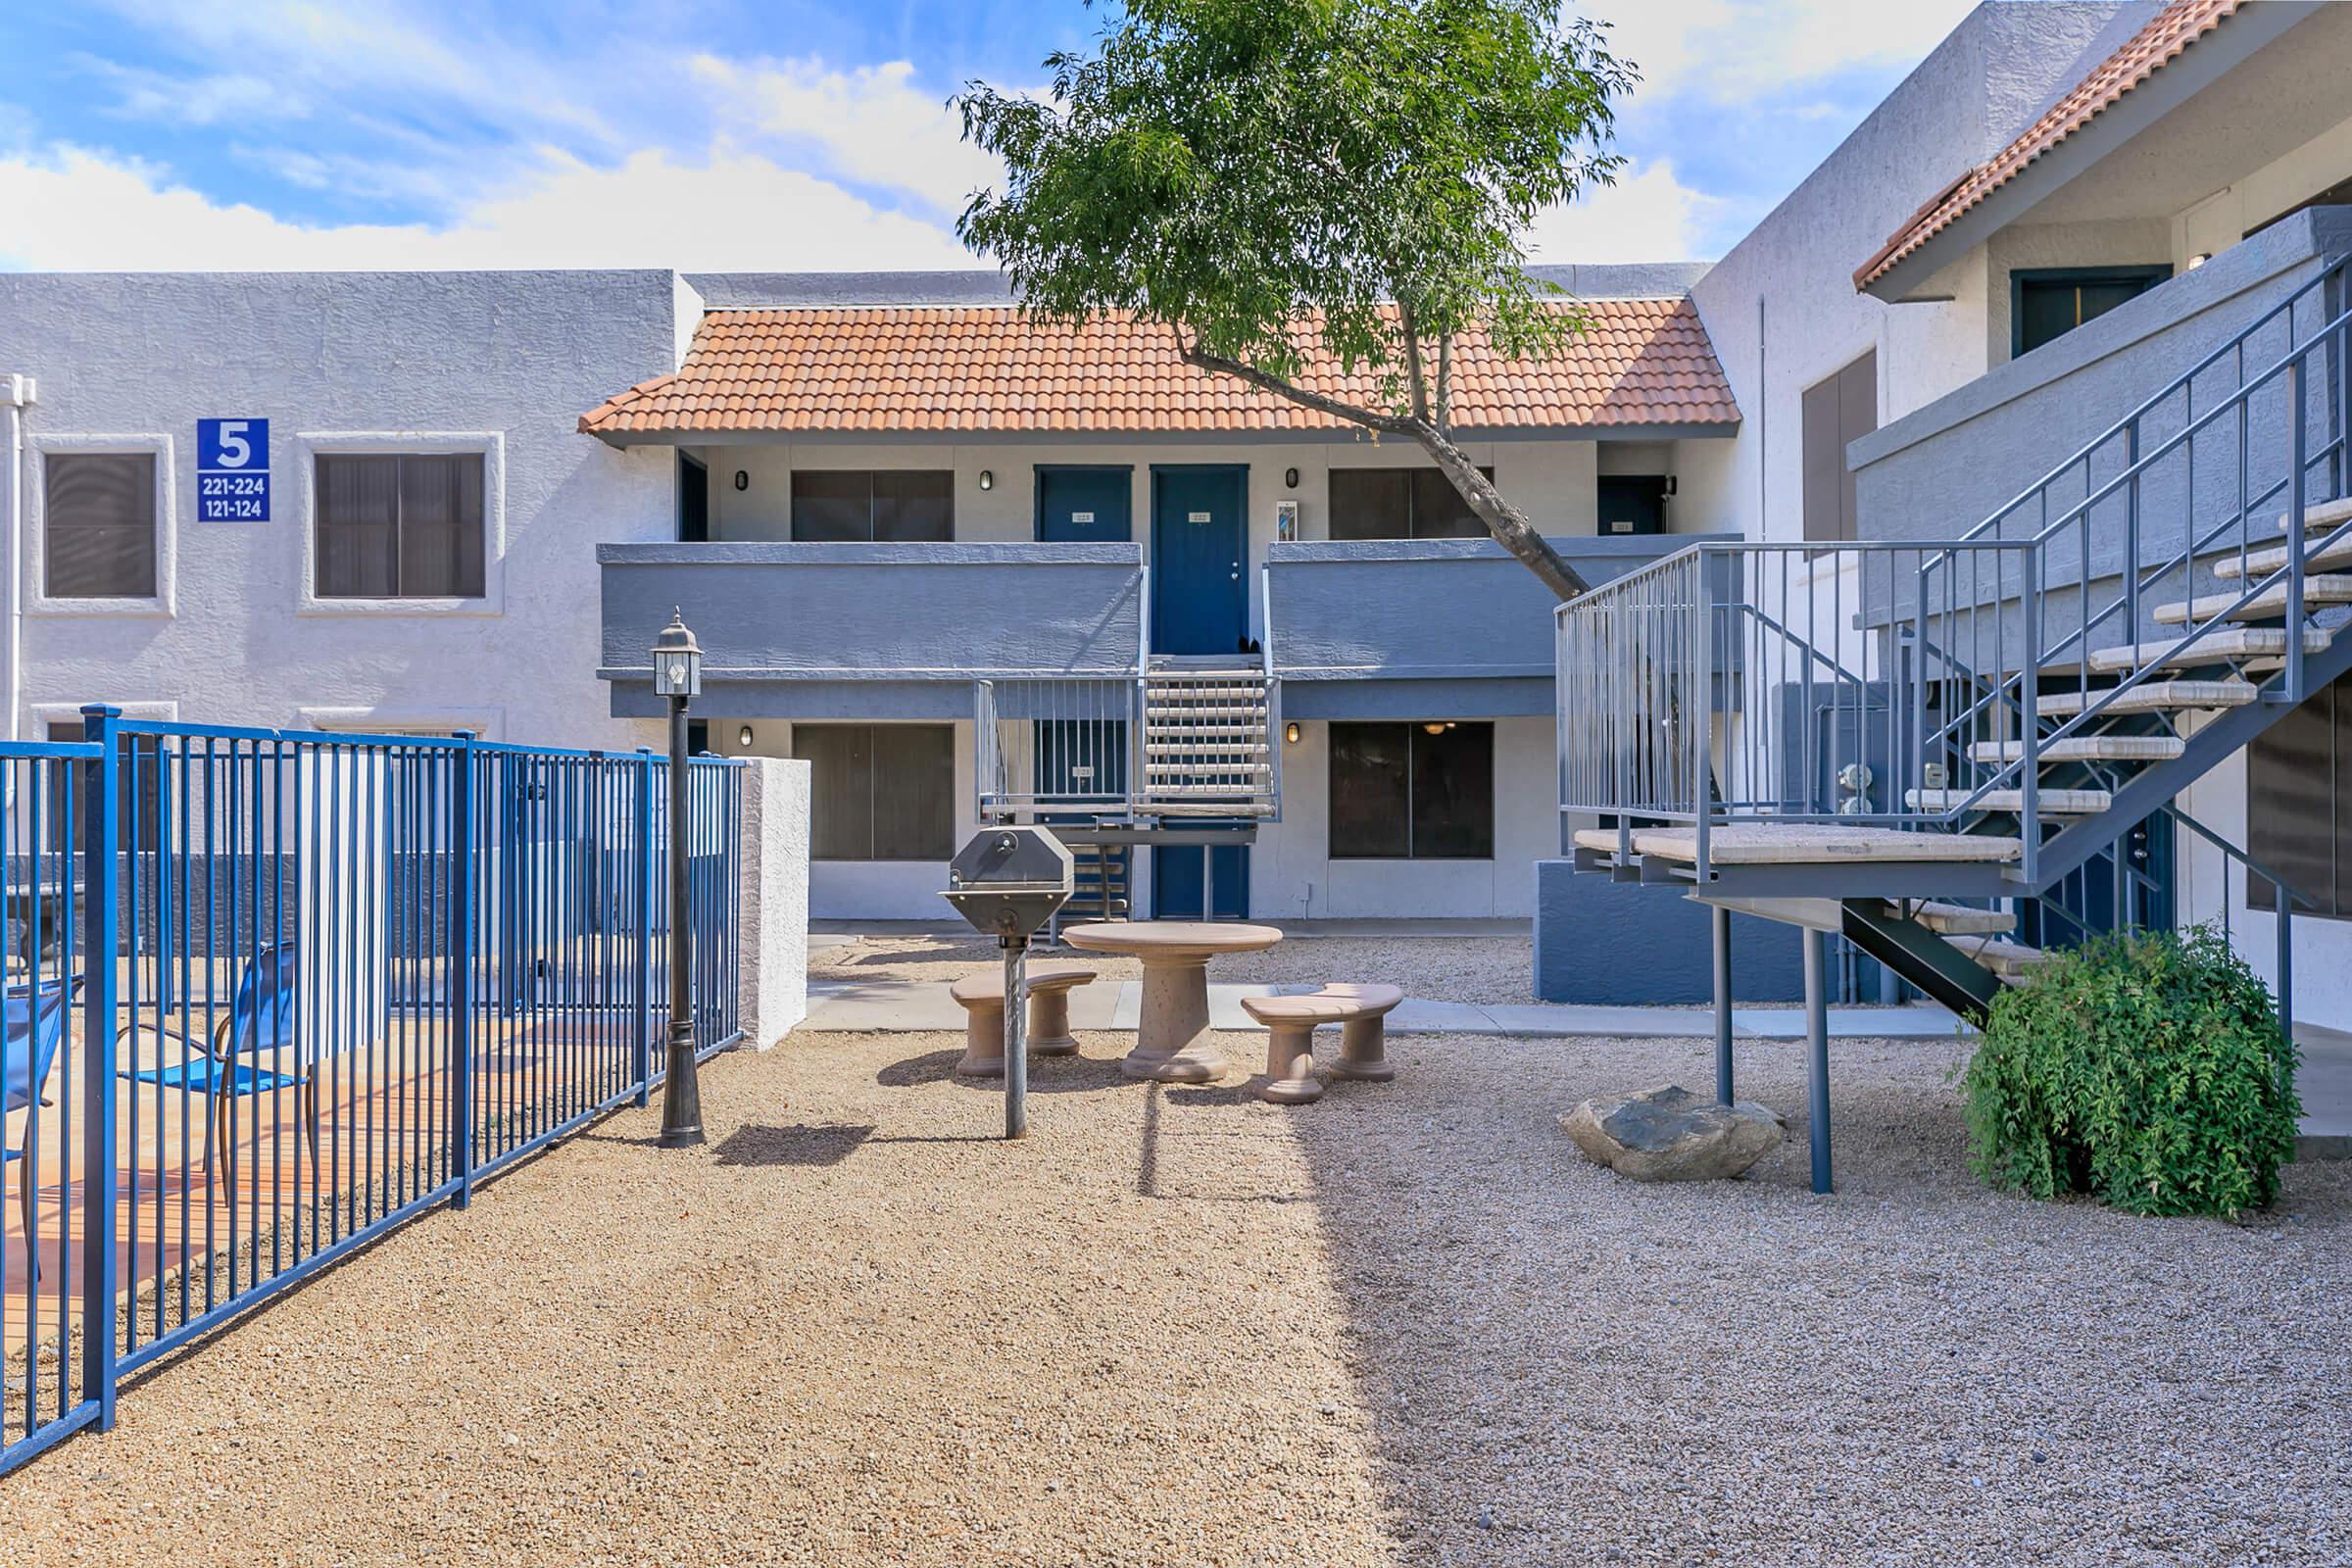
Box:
[1863,0,2311,302]
[588,419,1740,451]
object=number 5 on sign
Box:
[196,418,271,522]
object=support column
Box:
[1805,928,1832,1196]
[1711,904,1734,1105]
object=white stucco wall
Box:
[1687,2,2137,544]
[735,755,811,1046]
[693,431,1717,570]
[0,270,684,746]
[1250,716,1554,919]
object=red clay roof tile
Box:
[1857,0,2240,291]
[579,301,1737,437]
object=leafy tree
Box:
[955,0,1634,599]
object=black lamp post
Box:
[652,608,706,1148]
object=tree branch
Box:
[1178,341,1422,436]
[1399,300,1431,423]
[1435,332,1452,434]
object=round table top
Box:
[1060,920,1285,958]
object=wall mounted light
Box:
[738,724,756,748]
[978,469,995,491]
[1423,721,1447,735]
[2187,252,2213,270]
[1284,720,1301,745]
[1284,467,1299,489]
[733,469,749,491]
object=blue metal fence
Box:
[1,712,744,1473]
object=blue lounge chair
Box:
[120,944,315,1188]
[4,977,80,1276]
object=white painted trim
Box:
[296,703,504,739]
[27,698,179,738]
[24,432,177,619]
[294,430,506,617]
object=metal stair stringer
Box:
[1838,899,2006,1022]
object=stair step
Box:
[1968,735,2185,763]
[1905,788,2111,814]
[1571,823,2022,865]
[1144,742,1268,756]
[2032,679,2256,716]
[2084,626,2329,671]
[2274,495,2352,533]
[2213,534,2352,581]
[1883,900,2017,936]
[1146,761,1270,775]
[2152,574,2352,624]
[1947,935,2051,981]
[1146,707,1266,720]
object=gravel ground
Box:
[813,929,1544,1007]
[4,1022,2345,1567]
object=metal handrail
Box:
[1559,256,2352,891]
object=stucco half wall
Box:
[736,757,812,1049]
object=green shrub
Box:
[1962,925,2301,1217]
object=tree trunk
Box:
[1415,425,1591,600]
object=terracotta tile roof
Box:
[1855,0,2241,291]
[578,300,1738,438]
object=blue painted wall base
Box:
[1532,859,1808,1004]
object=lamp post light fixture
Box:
[651,608,706,1148]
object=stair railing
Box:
[1559,252,2352,891]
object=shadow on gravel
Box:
[713,1122,876,1167]
[876,1047,1133,1097]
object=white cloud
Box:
[1589,0,1977,105]
[692,54,1010,219]
[1522,160,1720,264]
[0,143,974,272]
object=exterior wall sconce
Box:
[1284,467,1299,489]
[1421,721,1456,735]
[733,469,749,491]
[738,724,756,748]
[1284,720,1300,745]
[978,469,995,490]
[2187,252,2212,270]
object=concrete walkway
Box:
[802,975,1972,1041]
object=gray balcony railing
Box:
[595,542,1147,693]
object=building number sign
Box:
[196,418,270,521]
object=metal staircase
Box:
[1556,254,2350,1188]
[973,604,1281,923]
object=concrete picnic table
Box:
[1059,919,1284,1083]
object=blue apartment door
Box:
[1151,466,1248,656]
[1152,841,1249,919]
[1037,466,1133,543]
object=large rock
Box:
[1560,1085,1786,1182]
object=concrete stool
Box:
[949,962,1099,1077]
[1239,983,1405,1103]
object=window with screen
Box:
[789,471,954,542]
[792,724,955,860]
[2011,267,2170,358]
[2249,666,2352,919]
[1327,467,1493,540]
[315,452,486,598]
[44,451,158,599]
[1328,721,1494,858]
[1801,351,1876,546]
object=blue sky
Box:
[0,0,1976,271]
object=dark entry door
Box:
[1151,466,1248,656]
[678,453,710,542]
[1152,841,1249,919]
[1596,475,1666,535]
[1037,466,1133,543]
